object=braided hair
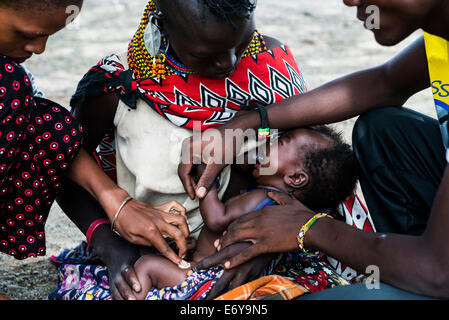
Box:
[201,0,257,24]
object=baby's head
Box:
[253,126,358,211]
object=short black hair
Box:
[0,0,82,10]
[299,125,358,212]
[201,0,257,24]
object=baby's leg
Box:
[191,226,221,264]
[134,254,190,300]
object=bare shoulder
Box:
[225,188,270,213]
[262,35,285,50]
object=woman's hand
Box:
[104,240,142,300]
[178,124,245,200]
[114,199,190,265]
[195,242,275,300]
[90,225,143,300]
[65,149,190,266]
[195,192,315,270]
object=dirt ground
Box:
[0,0,436,300]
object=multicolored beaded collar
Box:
[127,0,267,81]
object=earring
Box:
[143,12,162,59]
[144,11,167,80]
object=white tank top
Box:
[112,53,231,238]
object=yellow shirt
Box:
[424,32,449,162]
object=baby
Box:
[133,125,358,300]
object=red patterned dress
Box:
[0,56,83,260]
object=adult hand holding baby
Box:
[113,198,190,266]
[178,121,246,200]
[195,192,315,271]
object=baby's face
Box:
[253,128,333,178]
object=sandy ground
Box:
[0,0,436,300]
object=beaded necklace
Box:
[127,0,267,81]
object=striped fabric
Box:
[215,275,307,300]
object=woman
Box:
[185,0,449,299]
[56,0,322,300]
[0,0,190,300]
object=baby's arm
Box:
[134,254,190,300]
[199,183,229,233]
[200,185,270,233]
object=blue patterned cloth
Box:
[48,195,287,300]
[48,241,225,300]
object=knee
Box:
[353,107,400,142]
[352,106,406,152]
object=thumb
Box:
[195,163,222,199]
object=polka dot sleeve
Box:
[0,56,84,259]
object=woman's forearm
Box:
[306,217,447,296]
[65,148,129,221]
[56,176,107,234]
[306,175,449,299]
[231,38,429,133]
[231,65,396,133]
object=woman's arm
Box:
[66,95,189,255]
[57,175,144,300]
[57,94,143,300]
[179,37,430,199]
[57,93,189,299]
[289,165,449,298]
[231,36,430,131]
[197,168,449,299]
[57,94,120,235]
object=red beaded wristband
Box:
[86,218,110,247]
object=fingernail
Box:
[197,187,206,198]
[224,261,230,269]
[127,296,136,300]
[133,284,141,292]
[217,244,221,251]
[178,260,191,269]
[214,239,220,248]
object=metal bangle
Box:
[111,196,133,237]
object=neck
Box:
[255,178,297,195]
[255,184,283,192]
[423,0,449,39]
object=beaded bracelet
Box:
[297,213,333,256]
[254,104,270,140]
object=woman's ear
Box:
[283,170,309,189]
